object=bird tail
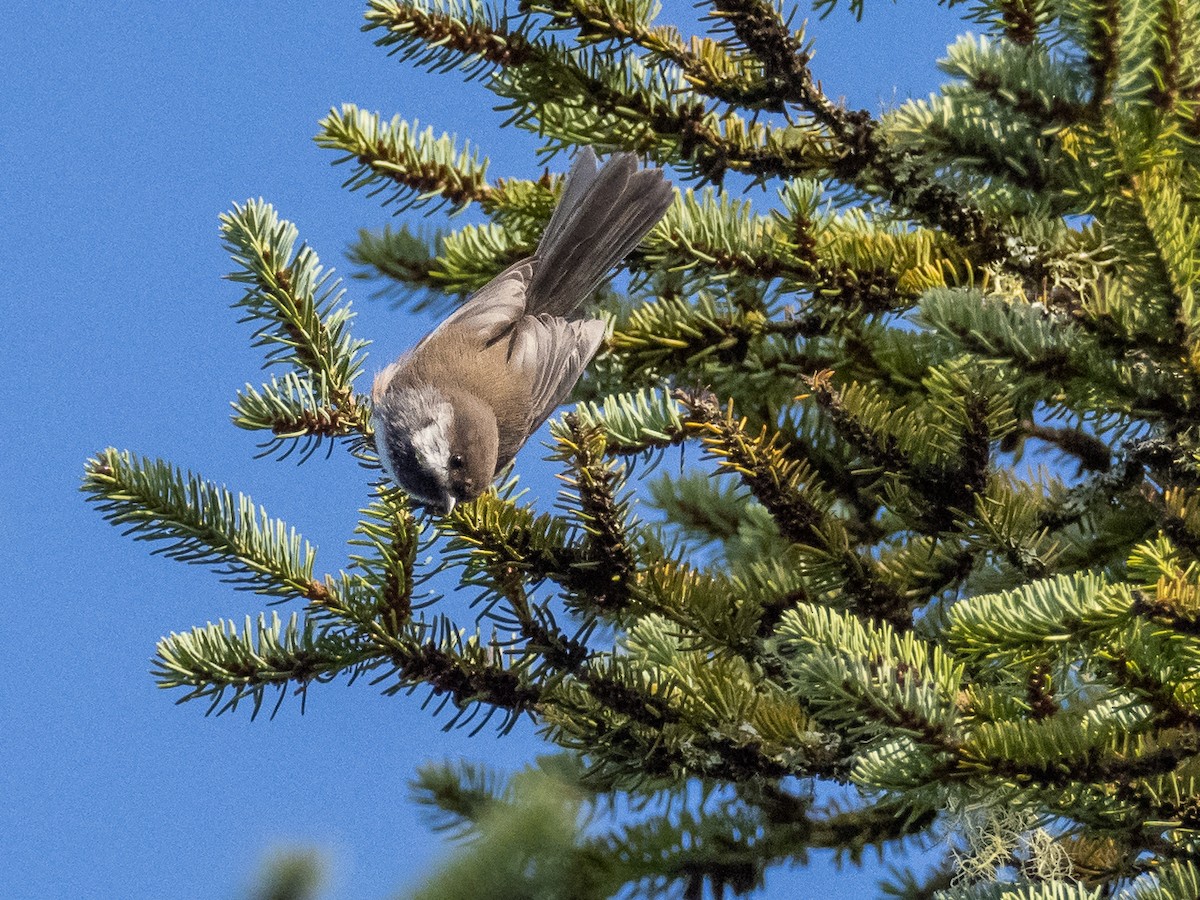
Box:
[525,147,673,318]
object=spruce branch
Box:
[598,801,774,895]
[431,221,533,292]
[394,643,541,729]
[803,368,1002,541]
[645,187,794,287]
[632,556,771,661]
[154,612,379,717]
[677,390,832,547]
[220,199,369,460]
[1137,861,1200,900]
[704,0,835,125]
[677,388,912,626]
[375,617,544,733]
[231,373,372,461]
[960,703,1193,797]
[411,757,512,838]
[529,0,789,111]
[785,795,938,862]
[773,603,963,750]
[407,761,606,899]
[316,105,492,211]
[568,386,694,457]
[706,0,1044,271]
[222,200,368,399]
[959,0,1051,47]
[348,224,461,311]
[939,35,1092,131]
[647,470,782,558]
[428,498,594,685]
[438,491,612,647]
[365,0,823,182]
[1017,421,1113,473]
[551,415,639,612]
[1145,0,1195,117]
[364,0,534,75]
[1118,164,1200,366]
[944,572,1133,663]
[442,490,577,592]
[918,288,1084,381]
[369,0,1044,270]
[551,657,833,784]
[491,42,783,182]
[348,486,423,629]
[596,788,931,895]
[639,185,967,305]
[609,292,773,379]
[1096,621,1200,729]
[83,449,325,603]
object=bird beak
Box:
[442,494,456,515]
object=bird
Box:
[370,147,674,513]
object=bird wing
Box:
[507,314,607,438]
[373,259,534,402]
[418,258,534,351]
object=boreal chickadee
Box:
[370,148,674,513]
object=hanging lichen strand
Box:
[84,0,1200,896]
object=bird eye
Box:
[450,454,465,470]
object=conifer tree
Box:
[84,0,1200,896]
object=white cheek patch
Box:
[411,415,451,479]
[371,385,453,502]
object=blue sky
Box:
[3,2,969,897]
